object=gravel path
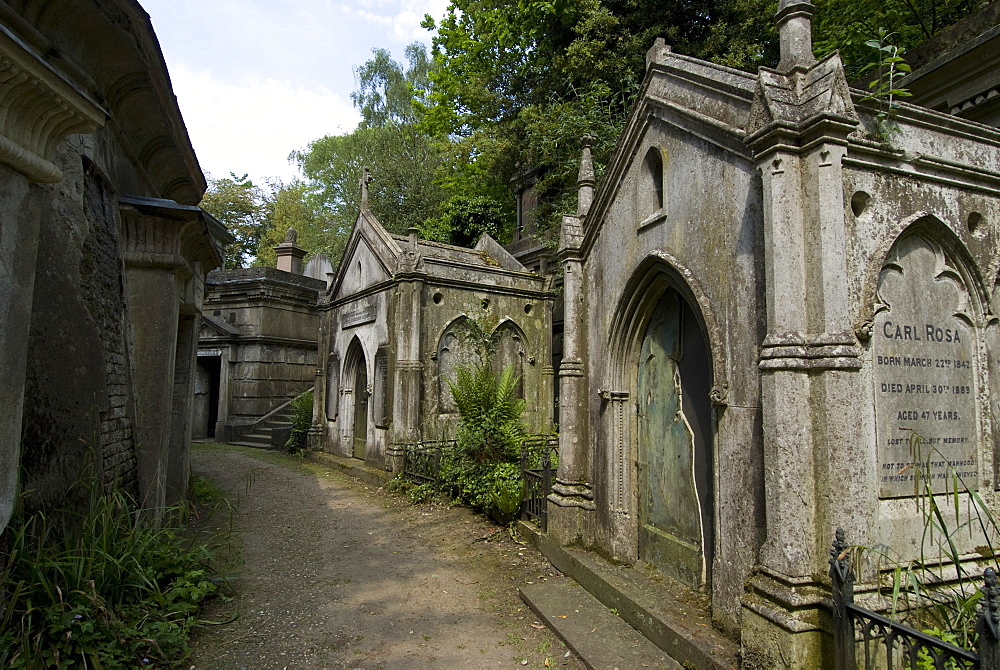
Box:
[188,445,584,669]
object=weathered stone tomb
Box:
[309,198,555,473]
[547,1,1000,665]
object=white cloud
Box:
[170,63,361,185]
[340,0,449,43]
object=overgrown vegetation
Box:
[285,390,314,454]
[201,1,986,270]
[0,475,230,668]
[860,29,912,142]
[853,430,999,650]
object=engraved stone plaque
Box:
[342,302,376,329]
[874,235,978,498]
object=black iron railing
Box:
[397,435,559,529]
[830,528,1000,669]
[520,435,559,531]
[401,439,454,485]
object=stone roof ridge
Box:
[200,314,239,337]
[474,233,528,272]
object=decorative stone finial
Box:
[359,167,373,208]
[775,0,817,72]
[284,227,298,244]
[577,134,595,217]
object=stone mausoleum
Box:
[546,0,1000,666]
[195,230,325,445]
[309,190,555,473]
[0,0,228,530]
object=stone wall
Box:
[198,267,323,440]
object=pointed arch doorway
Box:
[637,287,714,588]
[345,339,368,460]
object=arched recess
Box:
[437,316,475,414]
[866,216,994,500]
[343,337,368,460]
[605,254,724,590]
[492,318,526,398]
[373,346,391,428]
[638,146,665,223]
[325,351,340,421]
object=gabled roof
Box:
[327,205,535,304]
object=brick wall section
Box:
[80,161,138,496]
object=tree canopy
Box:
[209,0,988,268]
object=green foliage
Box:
[0,477,227,668]
[285,390,314,454]
[420,195,510,247]
[292,118,446,240]
[353,44,431,128]
[200,173,269,269]
[813,0,988,81]
[852,430,999,650]
[860,29,912,142]
[254,180,339,269]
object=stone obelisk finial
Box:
[775,0,817,72]
[359,167,372,209]
[577,134,595,217]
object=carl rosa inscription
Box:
[874,236,979,498]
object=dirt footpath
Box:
[189,445,584,669]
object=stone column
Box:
[389,229,425,474]
[166,314,198,507]
[740,2,865,666]
[126,265,181,515]
[548,136,598,544]
[0,29,104,532]
[0,177,40,532]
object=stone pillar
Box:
[741,2,864,666]
[389,230,425,474]
[0,176,40,532]
[121,200,224,519]
[275,227,307,274]
[548,136,598,543]
[126,266,181,515]
[166,314,198,507]
[0,29,104,532]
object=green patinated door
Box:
[353,362,368,460]
[637,289,713,588]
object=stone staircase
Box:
[229,397,301,450]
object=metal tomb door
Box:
[637,289,713,588]
[353,361,368,459]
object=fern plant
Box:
[440,358,527,521]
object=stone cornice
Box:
[0,22,106,182]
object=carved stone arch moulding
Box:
[605,252,727,405]
[859,212,991,340]
[869,219,992,498]
[435,314,475,414]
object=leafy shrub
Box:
[285,390,314,453]
[439,359,527,521]
[0,477,227,668]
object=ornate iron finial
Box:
[979,567,1000,642]
[284,227,298,244]
[829,527,851,585]
[359,167,373,208]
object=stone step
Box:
[242,433,272,442]
[518,522,739,670]
[228,440,273,450]
[521,579,681,670]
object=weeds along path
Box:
[188,444,583,669]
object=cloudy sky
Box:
[141,0,450,185]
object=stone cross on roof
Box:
[359,167,372,209]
